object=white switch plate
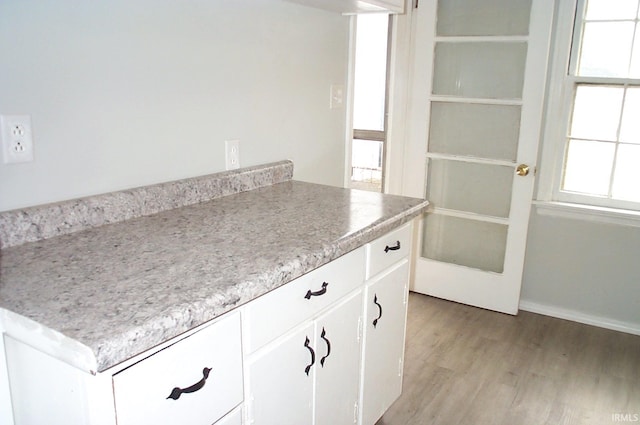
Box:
[330,85,344,109]
[225,140,240,170]
[1,114,34,164]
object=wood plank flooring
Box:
[377,293,640,425]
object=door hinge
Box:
[357,316,363,342]
[353,401,359,424]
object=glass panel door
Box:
[423,0,532,274]
[405,0,553,314]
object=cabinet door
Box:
[215,406,242,425]
[314,291,363,425]
[360,260,409,425]
[246,323,315,425]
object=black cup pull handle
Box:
[384,241,401,253]
[320,327,331,367]
[305,281,329,299]
[166,367,212,400]
[373,294,383,328]
[304,336,316,376]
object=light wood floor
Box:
[377,293,640,425]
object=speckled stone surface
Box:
[0,174,428,373]
[0,160,293,249]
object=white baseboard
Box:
[519,300,640,336]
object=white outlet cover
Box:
[225,140,240,170]
[1,115,34,164]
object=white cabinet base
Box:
[360,260,410,425]
[1,221,415,425]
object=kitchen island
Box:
[0,161,429,425]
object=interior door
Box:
[403,0,554,314]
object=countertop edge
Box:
[92,201,428,372]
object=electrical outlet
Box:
[225,140,240,170]
[1,115,34,164]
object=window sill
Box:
[532,201,640,228]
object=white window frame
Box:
[537,0,640,215]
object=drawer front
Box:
[215,406,243,425]
[366,223,412,279]
[244,247,365,353]
[113,312,243,425]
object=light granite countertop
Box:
[0,162,428,373]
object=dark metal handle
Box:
[373,294,383,328]
[304,336,315,376]
[166,367,212,400]
[304,281,329,299]
[320,327,331,367]
[384,241,401,253]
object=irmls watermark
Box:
[612,413,640,422]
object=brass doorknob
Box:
[516,164,530,177]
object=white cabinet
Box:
[283,0,405,14]
[216,407,243,425]
[244,247,365,425]
[245,222,414,425]
[2,312,243,425]
[360,261,410,425]
[112,312,243,425]
[243,248,365,354]
[1,221,415,425]
[314,292,363,425]
[361,0,405,13]
[246,293,363,425]
[247,322,316,424]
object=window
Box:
[350,14,391,193]
[551,0,640,210]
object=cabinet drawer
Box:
[215,406,243,425]
[366,223,412,279]
[113,312,243,425]
[244,247,365,353]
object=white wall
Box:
[521,211,640,333]
[0,0,349,211]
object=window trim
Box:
[536,0,640,213]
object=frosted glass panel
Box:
[427,160,513,218]
[437,0,531,36]
[422,214,507,273]
[433,42,527,99]
[429,102,521,161]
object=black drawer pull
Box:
[320,327,331,367]
[166,367,212,400]
[373,294,383,328]
[384,241,401,253]
[304,336,316,376]
[304,281,329,299]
